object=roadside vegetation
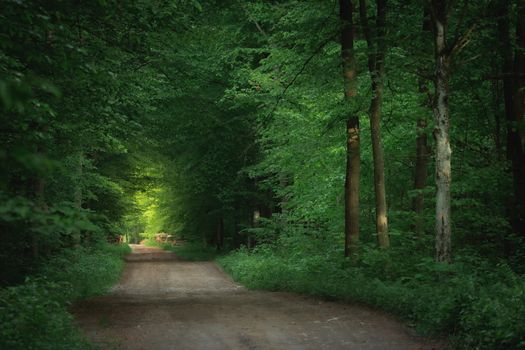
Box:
[144,240,221,261]
[0,244,130,350]
[219,245,525,349]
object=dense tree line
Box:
[1,0,524,348]
[0,0,198,283]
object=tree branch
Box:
[262,32,338,123]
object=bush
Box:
[0,243,129,350]
[145,240,220,261]
[218,245,525,350]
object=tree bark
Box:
[72,152,83,246]
[497,0,525,236]
[216,217,224,250]
[413,10,431,236]
[340,0,360,256]
[491,80,502,155]
[432,0,452,263]
[512,0,525,235]
[249,210,259,249]
[359,0,389,248]
[32,175,45,259]
[413,115,429,234]
[516,0,525,147]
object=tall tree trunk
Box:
[216,217,224,250]
[340,0,360,256]
[491,80,502,155]
[32,175,45,259]
[249,210,259,249]
[497,0,525,236]
[515,0,525,147]
[512,0,525,235]
[30,120,48,260]
[370,91,389,247]
[359,0,389,248]
[432,0,452,263]
[413,114,429,233]
[72,152,83,246]
[413,10,431,236]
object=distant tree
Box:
[340,0,361,256]
[413,8,431,237]
[495,0,525,237]
[359,0,390,248]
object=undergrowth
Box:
[218,243,525,350]
[145,240,221,261]
[0,243,130,350]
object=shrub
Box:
[218,245,525,350]
[0,278,92,350]
[146,239,220,261]
[0,243,129,350]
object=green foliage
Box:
[219,244,525,350]
[0,280,93,350]
[39,244,130,300]
[0,194,104,284]
[1,0,524,348]
[145,240,221,261]
[0,243,129,350]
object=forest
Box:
[0,0,524,349]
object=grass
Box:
[0,243,130,350]
[217,244,525,350]
[144,239,222,261]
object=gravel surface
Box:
[72,244,443,350]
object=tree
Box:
[496,0,525,237]
[431,0,453,262]
[359,0,390,248]
[413,8,432,237]
[430,0,478,262]
[340,0,361,256]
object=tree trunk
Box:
[32,176,45,259]
[497,0,525,236]
[29,120,48,260]
[249,210,259,249]
[216,217,224,250]
[413,115,429,234]
[511,0,525,235]
[413,9,431,236]
[370,89,389,247]
[340,0,360,257]
[432,0,452,263]
[345,118,361,256]
[359,0,389,248]
[516,0,525,147]
[491,80,502,155]
[72,152,83,246]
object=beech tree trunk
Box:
[432,0,452,263]
[511,0,525,235]
[413,115,429,234]
[32,175,45,259]
[359,0,389,248]
[370,88,389,247]
[73,152,83,246]
[216,217,224,250]
[413,10,431,236]
[497,0,525,236]
[340,0,360,256]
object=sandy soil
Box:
[72,244,443,350]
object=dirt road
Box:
[72,244,442,350]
